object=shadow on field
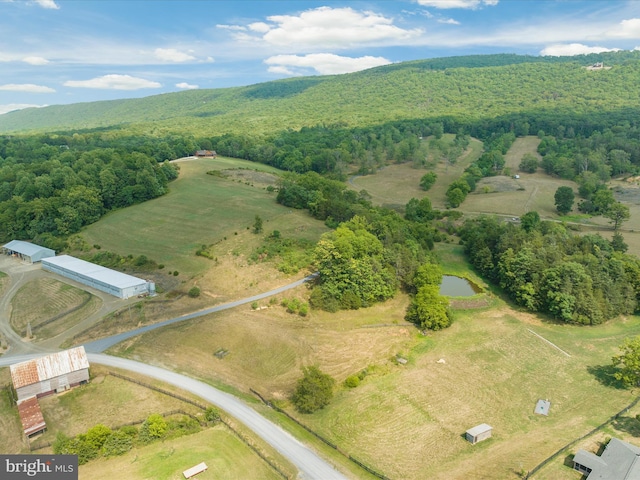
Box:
[587,364,627,390]
[612,416,640,437]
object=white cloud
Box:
[64,75,161,90]
[540,43,621,56]
[176,82,198,90]
[265,53,391,75]
[248,22,270,33]
[22,56,49,65]
[0,103,46,115]
[32,0,59,9]
[0,83,55,93]
[415,0,498,9]
[234,7,422,49]
[154,48,196,62]
[438,18,461,25]
[267,65,296,75]
[216,24,247,31]
[606,18,640,39]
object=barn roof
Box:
[42,255,147,290]
[17,396,46,436]
[10,347,89,389]
[2,240,54,258]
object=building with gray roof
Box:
[2,240,55,263]
[573,437,640,479]
[41,255,153,299]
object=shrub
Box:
[188,286,201,298]
[344,375,360,388]
[291,366,335,413]
[101,430,133,457]
[173,271,179,276]
[139,414,167,444]
[251,301,259,310]
[205,406,221,424]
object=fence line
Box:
[525,394,640,478]
[108,372,290,479]
[250,388,390,480]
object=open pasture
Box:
[80,157,328,279]
[107,241,640,479]
[350,134,484,210]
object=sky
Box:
[1,0,639,115]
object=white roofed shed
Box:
[2,240,55,263]
[41,255,151,299]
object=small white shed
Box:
[465,423,492,444]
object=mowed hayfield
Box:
[80,157,329,278]
[0,366,294,479]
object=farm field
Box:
[349,134,484,210]
[80,157,329,279]
[106,240,640,479]
[0,365,295,479]
[10,278,101,342]
[78,426,283,480]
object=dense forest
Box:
[1,52,640,136]
[459,215,640,325]
[0,135,178,247]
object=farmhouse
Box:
[10,347,90,401]
[465,423,492,444]
[573,438,640,479]
[41,255,154,299]
[195,150,217,158]
[2,240,55,263]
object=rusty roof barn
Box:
[17,396,46,437]
[10,347,90,401]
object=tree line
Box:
[459,215,640,325]
[0,134,178,247]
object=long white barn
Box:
[42,255,153,299]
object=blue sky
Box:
[1,0,639,114]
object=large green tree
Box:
[612,336,640,388]
[405,285,452,331]
[554,186,575,215]
[291,366,335,413]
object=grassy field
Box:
[350,134,484,210]
[105,240,640,479]
[10,278,101,341]
[0,365,296,479]
[80,157,329,279]
[79,426,283,480]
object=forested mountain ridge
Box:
[1,51,640,136]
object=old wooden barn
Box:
[10,347,90,401]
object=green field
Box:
[79,157,329,280]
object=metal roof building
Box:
[573,437,640,479]
[10,347,90,401]
[2,240,55,263]
[41,255,152,299]
[17,396,46,437]
[465,423,493,444]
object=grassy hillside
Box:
[1,52,640,135]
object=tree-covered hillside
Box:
[1,52,639,136]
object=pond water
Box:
[439,275,481,297]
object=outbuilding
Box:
[17,396,47,437]
[41,255,153,299]
[465,423,493,444]
[10,347,90,402]
[2,240,55,263]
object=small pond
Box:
[439,275,481,297]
